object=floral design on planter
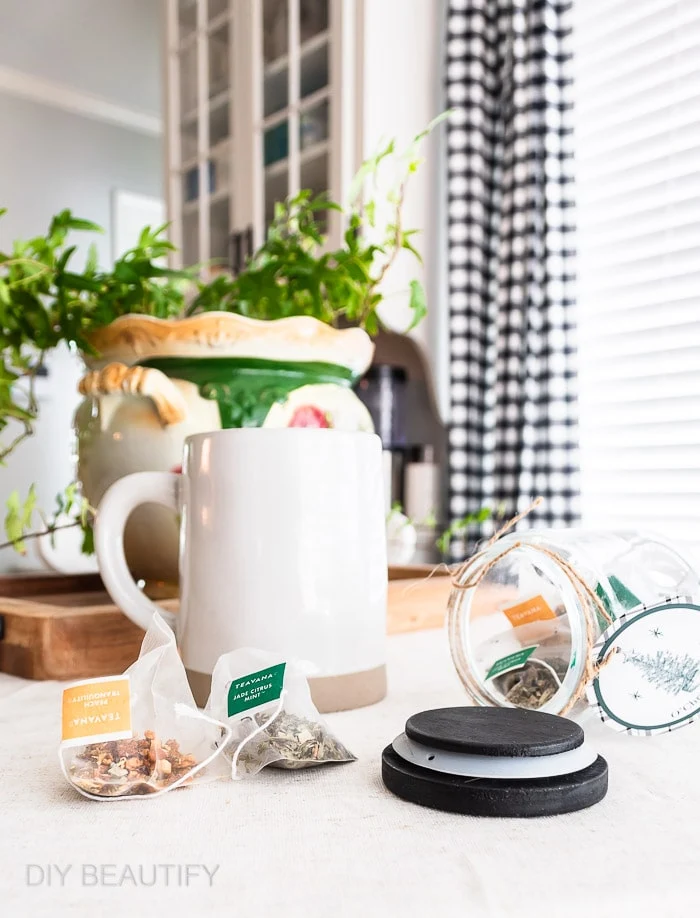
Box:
[289,406,331,428]
[263,383,373,431]
[138,356,356,429]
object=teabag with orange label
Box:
[489,592,573,707]
[59,613,232,800]
[206,648,356,778]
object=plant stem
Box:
[0,422,33,465]
[0,520,83,553]
[359,180,407,327]
[0,355,43,464]
[2,258,52,287]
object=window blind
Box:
[572,0,700,543]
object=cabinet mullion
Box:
[249,0,265,248]
[288,0,301,198]
[196,0,210,266]
[329,0,358,249]
[165,0,183,265]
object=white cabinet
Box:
[163,0,447,415]
[164,0,231,267]
[164,0,358,269]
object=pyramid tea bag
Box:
[59,613,232,799]
[206,648,356,778]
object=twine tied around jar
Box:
[448,497,618,715]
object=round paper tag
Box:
[587,602,700,735]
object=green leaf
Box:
[78,496,92,527]
[363,311,379,335]
[81,524,95,556]
[85,243,99,274]
[436,530,451,557]
[138,225,153,248]
[22,484,37,527]
[402,234,423,264]
[151,221,172,238]
[416,109,453,141]
[4,512,25,554]
[406,279,427,331]
[66,216,104,233]
[4,485,37,553]
[56,271,102,291]
[437,506,492,557]
[62,481,78,516]
[56,245,77,273]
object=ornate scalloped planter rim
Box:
[86,312,374,376]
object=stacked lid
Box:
[382,706,608,817]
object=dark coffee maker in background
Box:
[357,359,446,564]
[356,364,408,512]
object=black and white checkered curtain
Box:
[446,0,580,547]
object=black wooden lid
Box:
[382,743,608,818]
[405,706,584,757]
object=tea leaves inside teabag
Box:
[237,709,356,772]
[495,660,563,709]
[491,614,572,710]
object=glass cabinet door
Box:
[166,0,352,269]
[176,1,200,265]
[260,0,331,239]
[207,2,232,264]
[167,0,234,268]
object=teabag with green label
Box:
[207,648,356,778]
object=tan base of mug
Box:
[187,663,387,713]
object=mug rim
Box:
[184,427,382,448]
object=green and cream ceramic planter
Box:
[75,312,374,584]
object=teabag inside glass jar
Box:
[448,531,700,715]
[60,613,232,800]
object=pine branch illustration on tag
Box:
[625,649,700,696]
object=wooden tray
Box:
[0,568,452,681]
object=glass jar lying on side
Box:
[448,531,700,716]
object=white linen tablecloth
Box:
[0,628,696,918]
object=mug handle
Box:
[94,471,179,632]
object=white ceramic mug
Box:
[95,428,388,711]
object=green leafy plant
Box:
[2,483,94,555]
[0,210,192,463]
[388,501,492,563]
[0,212,193,554]
[436,507,493,559]
[189,116,447,334]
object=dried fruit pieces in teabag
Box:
[68,732,199,797]
[59,613,231,800]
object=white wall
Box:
[360,0,449,419]
[0,94,163,264]
[0,0,163,116]
[0,2,164,572]
[0,96,164,573]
